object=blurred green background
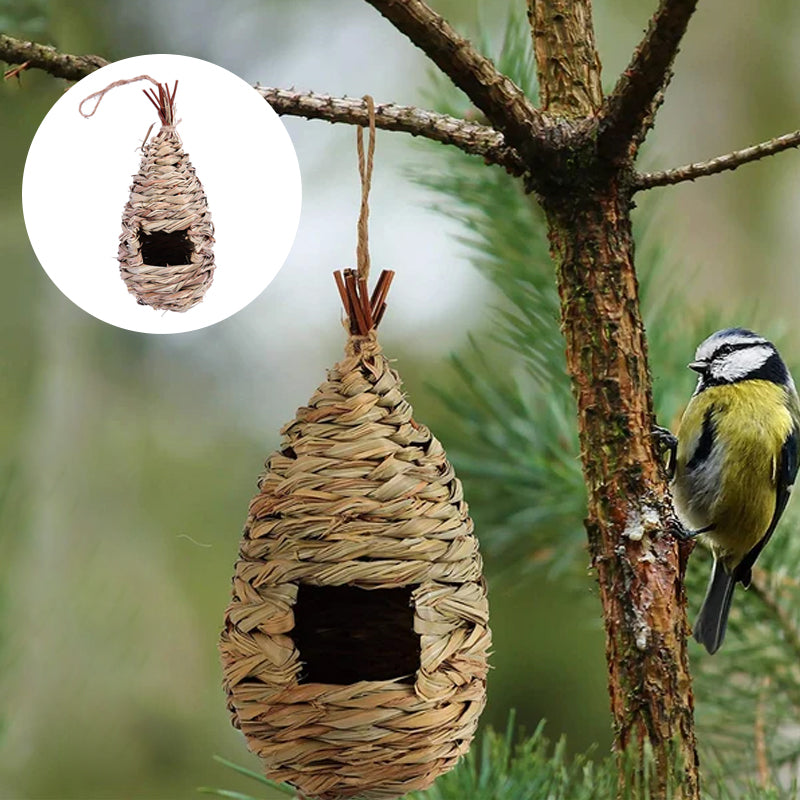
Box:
[2,0,800,797]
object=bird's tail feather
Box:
[693,559,736,654]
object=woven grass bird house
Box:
[81,77,215,312]
[219,270,491,799]
[219,99,490,800]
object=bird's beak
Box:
[688,360,707,373]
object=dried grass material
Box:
[220,330,490,800]
[118,124,214,312]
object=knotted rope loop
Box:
[79,75,179,128]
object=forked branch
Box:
[598,0,698,161]
[634,128,800,190]
[362,0,550,164]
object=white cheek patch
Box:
[712,345,773,382]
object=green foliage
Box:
[409,133,582,573]
[410,718,617,800]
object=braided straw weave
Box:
[219,274,490,800]
[75,79,217,313]
[118,124,214,312]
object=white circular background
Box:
[22,54,302,334]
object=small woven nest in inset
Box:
[219,270,491,800]
[117,82,214,312]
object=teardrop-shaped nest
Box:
[118,126,214,312]
[220,322,490,800]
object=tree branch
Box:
[256,87,526,175]
[362,0,551,165]
[0,34,524,175]
[634,129,800,190]
[597,0,698,162]
[0,34,107,81]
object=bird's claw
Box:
[651,425,678,480]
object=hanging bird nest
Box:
[219,268,491,800]
[81,77,215,312]
[117,81,215,312]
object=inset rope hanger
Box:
[334,95,395,338]
[79,75,179,127]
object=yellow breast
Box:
[674,380,794,566]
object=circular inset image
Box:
[22,54,302,333]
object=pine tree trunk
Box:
[529,3,700,797]
[543,181,699,798]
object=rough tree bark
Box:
[8,1,800,796]
[529,3,699,797]
[546,181,698,796]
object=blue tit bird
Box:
[657,328,800,654]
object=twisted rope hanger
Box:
[334,96,394,337]
[356,94,376,283]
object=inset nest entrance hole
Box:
[293,585,420,685]
[140,229,193,266]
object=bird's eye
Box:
[717,344,733,356]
